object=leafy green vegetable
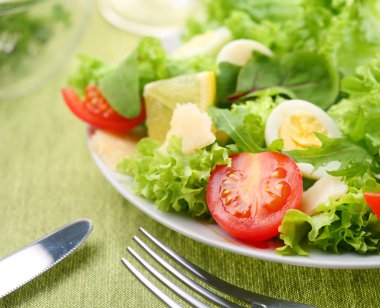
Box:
[117,136,230,217]
[215,62,240,103]
[167,55,216,77]
[210,108,264,153]
[209,96,279,152]
[329,57,380,156]
[69,37,215,115]
[236,52,340,109]
[135,37,170,91]
[186,0,380,75]
[285,133,373,178]
[135,36,215,89]
[68,55,111,97]
[99,52,141,118]
[277,184,380,256]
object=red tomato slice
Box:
[364,192,380,218]
[206,152,303,242]
[61,86,145,133]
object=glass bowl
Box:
[0,0,92,101]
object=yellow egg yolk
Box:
[279,111,328,150]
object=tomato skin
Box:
[364,192,380,218]
[206,152,303,242]
[61,87,145,133]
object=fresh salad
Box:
[62,0,380,256]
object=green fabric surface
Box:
[1,5,380,308]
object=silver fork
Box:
[121,227,315,308]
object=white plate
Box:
[88,134,380,269]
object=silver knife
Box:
[0,218,93,298]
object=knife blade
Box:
[0,218,93,298]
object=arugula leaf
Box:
[209,107,264,153]
[285,133,373,178]
[99,51,141,118]
[267,139,284,152]
[236,52,340,109]
[209,96,278,152]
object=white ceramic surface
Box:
[88,136,380,269]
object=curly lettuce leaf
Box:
[277,184,380,256]
[187,0,380,75]
[117,136,230,217]
[68,54,111,97]
[329,57,380,155]
[136,37,170,91]
[167,55,216,77]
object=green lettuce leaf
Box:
[277,185,380,256]
[329,57,380,155]
[136,37,170,91]
[187,0,380,76]
[209,96,279,152]
[117,136,230,217]
[167,55,216,77]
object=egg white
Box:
[265,99,342,179]
[216,39,273,66]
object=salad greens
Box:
[186,0,380,75]
[278,176,380,255]
[69,37,215,117]
[68,0,380,256]
[99,52,140,118]
[117,136,230,217]
[209,96,280,152]
[235,52,340,109]
[329,57,380,155]
[285,134,374,178]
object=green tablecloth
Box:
[1,6,380,308]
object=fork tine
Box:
[138,227,258,303]
[121,257,181,308]
[126,247,209,308]
[133,235,242,308]
[138,228,312,308]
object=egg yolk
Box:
[279,111,328,150]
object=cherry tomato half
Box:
[61,86,145,133]
[206,152,303,242]
[364,192,380,218]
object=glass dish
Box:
[0,0,92,101]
